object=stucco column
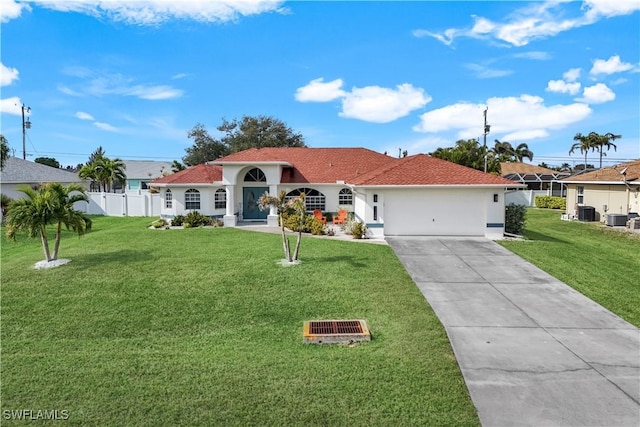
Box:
[224,185,237,227]
[267,184,279,227]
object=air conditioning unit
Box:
[606,214,628,227]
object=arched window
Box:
[165,189,173,209]
[244,168,266,182]
[214,188,226,209]
[286,188,325,211]
[338,188,353,205]
[185,189,200,210]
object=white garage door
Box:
[384,189,486,236]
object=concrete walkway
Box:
[387,236,639,427]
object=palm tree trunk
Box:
[599,149,603,169]
[52,221,62,260]
[40,227,52,262]
[279,214,291,262]
[292,213,304,261]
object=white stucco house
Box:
[151,147,519,239]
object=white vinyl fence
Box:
[505,190,549,207]
[77,191,161,217]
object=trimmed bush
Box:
[535,196,566,210]
[171,215,185,226]
[183,211,212,228]
[282,213,325,235]
[343,217,367,239]
[505,203,527,235]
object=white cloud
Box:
[75,111,95,121]
[576,83,616,104]
[590,55,634,75]
[123,85,183,100]
[93,122,118,132]
[0,96,23,115]
[57,84,83,97]
[171,73,189,80]
[0,0,30,23]
[546,79,581,95]
[0,62,19,86]
[415,0,640,47]
[24,0,286,25]
[340,84,431,123]
[513,51,551,60]
[295,78,346,102]
[413,95,592,142]
[563,68,581,82]
[465,63,513,79]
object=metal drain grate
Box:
[303,319,370,344]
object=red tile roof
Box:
[152,164,222,185]
[214,147,393,183]
[158,148,518,187]
[351,154,517,186]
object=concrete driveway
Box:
[387,236,640,427]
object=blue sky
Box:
[1,0,639,169]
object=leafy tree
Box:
[491,140,533,163]
[513,143,534,162]
[5,183,91,262]
[218,115,306,153]
[183,116,307,165]
[79,163,101,192]
[182,123,228,166]
[171,160,186,173]
[35,157,61,169]
[88,146,106,164]
[430,139,499,173]
[1,135,9,170]
[257,190,306,263]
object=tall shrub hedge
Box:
[535,196,566,210]
[505,203,527,235]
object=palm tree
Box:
[258,190,306,263]
[569,132,596,169]
[95,157,126,192]
[513,143,534,162]
[5,183,91,262]
[78,163,100,192]
[1,134,9,170]
[595,132,621,169]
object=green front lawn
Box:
[1,217,479,426]
[499,208,640,327]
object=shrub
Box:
[171,215,185,226]
[505,203,527,235]
[183,211,212,227]
[151,218,166,229]
[343,217,367,239]
[535,196,566,210]
[282,213,325,235]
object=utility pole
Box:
[483,107,490,173]
[21,104,31,160]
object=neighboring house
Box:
[501,162,570,195]
[0,156,87,199]
[561,159,640,221]
[152,147,518,239]
[121,160,174,192]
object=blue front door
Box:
[243,187,269,220]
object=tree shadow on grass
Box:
[306,255,369,268]
[71,249,154,268]
[523,230,567,243]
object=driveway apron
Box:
[387,236,640,427]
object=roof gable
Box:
[351,154,517,186]
[152,164,222,185]
[500,162,563,176]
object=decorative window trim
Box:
[185,188,201,210]
[286,188,326,211]
[338,188,353,205]
[165,189,173,209]
[215,188,226,209]
[244,168,266,182]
